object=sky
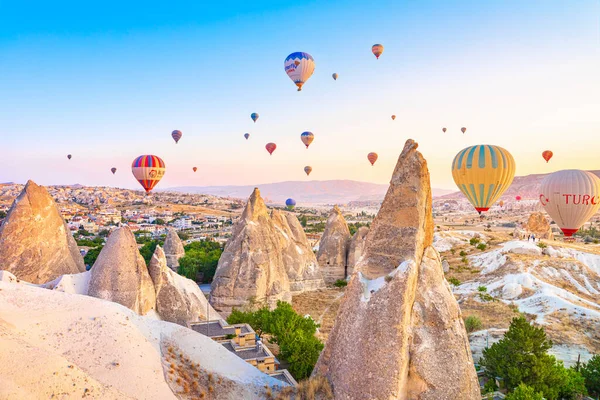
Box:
[0,0,599,191]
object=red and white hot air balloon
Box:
[542,150,553,163]
[539,169,600,237]
[131,155,166,194]
[265,142,277,155]
[367,152,378,166]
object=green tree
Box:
[139,240,164,265]
[177,240,223,283]
[98,229,110,237]
[581,355,600,397]
[0,210,6,218]
[481,317,584,399]
[464,316,482,333]
[177,231,190,241]
[152,218,166,225]
[558,367,587,400]
[299,215,308,228]
[505,383,544,400]
[84,246,103,268]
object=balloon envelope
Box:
[67,154,72,160]
[131,155,166,194]
[284,52,315,91]
[515,196,522,201]
[304,166,312,176]
[301,131,314,148]
[451,145,516,213]
[461,127,467,134]
[251,113,259,123]
[332,73,338,80]
[539,170,600,236]
[367,152,378,166]
[372,44,384,59]
[111,167,117,175]
[171,130,182,144]
[193,167,197,172]
[265,143,277,155]
[244,133,250,140]
[391,115,396,120]
[542,150,553,163]
[285,198,296,210]
[499,200,504,207]
[442,127,447,133]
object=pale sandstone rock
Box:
[317,206,351,283]
[88,227,156,315]
[526,212,553,240]
[0,180,85,283]
[163,228,186,272]
[346,226,369,277]
[210,188,292,317]
[313,140,479,399]
[148,245,222,326]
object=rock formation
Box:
[210,188,292,316]
[317,206,351,283]
[271,209,325,293]
[526,212,553,240]
[313,140,479,399]
[88,226,156,315]
[0,180,85,284]
[346,226,369,277]
[163,228,186,271]
[148,245,222,326]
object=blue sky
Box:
[1,1,599,190]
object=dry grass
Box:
[459,297,522,329]
[292,288,344,342]
[275,375,334,400]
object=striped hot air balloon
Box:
[284,52,315,91]
[266,143,277,155]
[451,145,516,214]
[540,169,600,237]
[285,198,296,210]
[304,166,312,176]
[372,44,384,59]
[301,132,314,148]
[131,155,166,194]
[367,152,378,166]
[171,130,182,144]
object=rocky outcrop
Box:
[317,206,351,283]
[210,188,292,316]
[0,180,85,284]
[271,209,325,293]
[346,226,369,277]
[88,227,156,315]
[526,212,553,240]
[313,140,479,399]
[163,228,186,271]
[148,245,222,326]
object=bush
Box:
[537,242,547,249]
[83,246,103,268]
[581,354,600,397]
[459,250,467,257]
[477,243,487,251]
[462,256,469,265]
[470,237,481,246]
[479,293,495,302]
[333,279,348,288]
[478,286,487,292]
[450,248,456,255]
[384,275,393,283]
[464,315,483,333]
[506,383,544,400]
[178,241,223,283]
[139,240,164,266]
[448,277,461,286]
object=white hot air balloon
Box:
[539,169,600,237]
[284,52,315,91]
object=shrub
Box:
[464,315,483,333]
[450,248,456,255]
[537,242,547,249]
[459,250,467,257]
[333,279,348,288]
[478,286,487,292]
[506,383,544,400]
[470,237,481,246]
[462,256,469,265]
[448,277,461,286]
[581,354,600,397]
[384,275,393,283]
[477,243,487,251]
[479,293,495,302]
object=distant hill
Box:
[167,180,454,205]
[440,170,600,200]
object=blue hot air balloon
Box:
[285,198,296,210]
[251,113,259,123]
[284,52,315,91]
[244,133,250,140]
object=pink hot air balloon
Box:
[540,169,600,237]
[265,142,277,155]
[515,195,522,201]
[367,152,378,166]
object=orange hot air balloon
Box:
[193,167,197,172]
[442,127,447,133]
[391,115,396,120]
[300,132,314,148]
[542,150,553,163]
[111,167,117,175]
[304,166,312,176]
[266,143,277,155]
[499,200,504,207]
[367,152,378,166]
[131,155,166,194]
[461,127,467,134]
[372,44,384,59]
[516,195,522,201]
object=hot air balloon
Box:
[442,127,447,133]
[67,154,72,160]
[266,143,277,155]
[193,167,197,172]
[251,113,259,123]
[131,155,166,194]
[542,150,553,163]
[111,167,117,175]
[284,52,315,91]
[372,44,384,59]
[244,133,250,140]
[461,127,467,134]
[391,115,396,120]
[516,195,522,201]
[301,132,314,149]
[171,130,182,144]
[285,198,296,210]
[540,169,600,237]
[451,145,516,214]
[367,152,378,166]
[499,200,504,207]
[304,166,312,176]
[332,73,338,80]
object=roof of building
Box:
[268,370,298,387]
[190,320,253,337]
[221,341,278,363]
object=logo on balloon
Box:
[294,61,300,66]
[539,194,549,206]
[149,170,157,178]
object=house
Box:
[191,320,256,346]
[267,370,297,386]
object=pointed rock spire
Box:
[317,205,351,283]
[163,228,185,271]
